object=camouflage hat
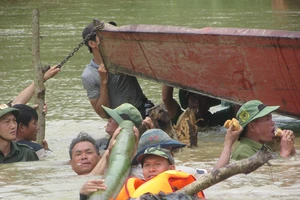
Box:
[0,104,19,118]
[137,145,175,165]
[131,129,186,165]
[236,100,279,128]
[102,103,143,127]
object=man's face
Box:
[0,113,17,141]
[142,155,175,181]
[20,119,38,141]
[70,141,100,175]
[188,94,210,112]
[105,118,119,136]
[252,114,275,142]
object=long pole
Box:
[32,8,46,145]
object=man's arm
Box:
[212,125,243,171]
[161,84,181,119]
[88,147,110,175]
[89,127,122,175]
[11,82,35,106]
[11,65,60,106]
[90,64,110,118]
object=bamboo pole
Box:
[32,8,46,145]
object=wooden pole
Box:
[176,146,274,196]
[32,8,46,145]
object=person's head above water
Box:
[69,132,100,175]
[102,103,143,135]
[131,129,186,165]
[137,145,175,181]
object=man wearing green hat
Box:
[94,103,143,154]
[102,103,143,135]
[0,104,39,163]
[231,100,296,160]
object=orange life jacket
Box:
[116,170,205,199]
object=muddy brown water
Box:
[1,0,300,199]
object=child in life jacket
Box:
[116,145,205,199]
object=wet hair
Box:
[69,132,100,159]
[13,104,38,127]
[87,21,117,53]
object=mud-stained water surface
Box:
[1,0,300,199]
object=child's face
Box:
[142,155,175,180]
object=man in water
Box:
[231,100,296,160]
[69,132,101,175]
[0,104,39,163]
[69,103,142,175]
[14,104,51,159]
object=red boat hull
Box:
[97,23,300,119]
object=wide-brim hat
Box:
[0,104,19,118]
[236,100,279,128]
[131,129,186,165]
[179,89,221,109]
[102,103,142,127]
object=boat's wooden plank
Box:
[97,24,300,118]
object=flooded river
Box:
[1,0,300,199]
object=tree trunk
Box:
[32,8,46,145]
[176,146,274,196]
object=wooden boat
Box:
[96,22,300,119]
